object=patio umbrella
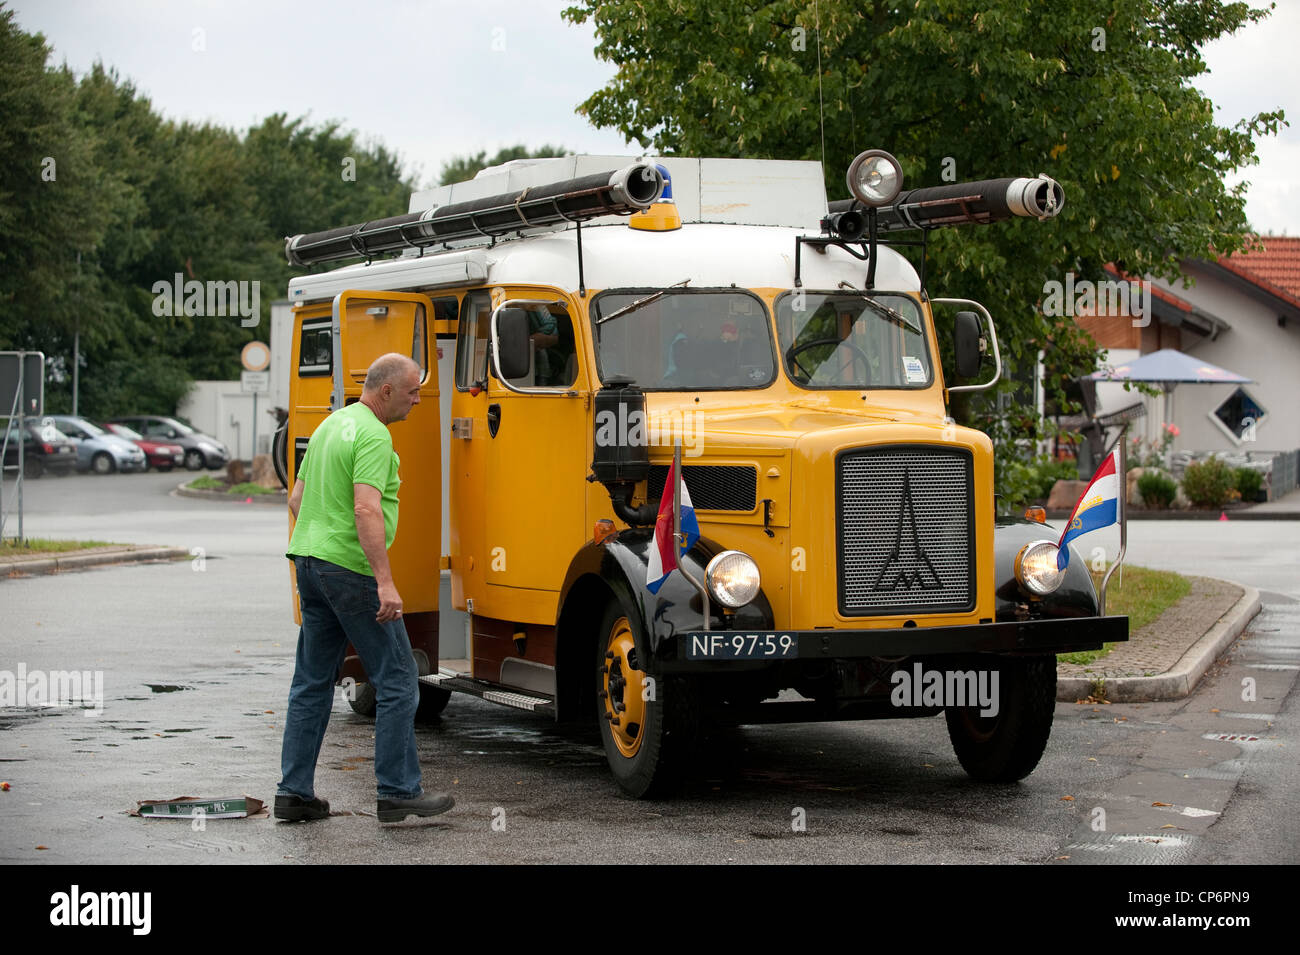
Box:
[1089,348,1253,465]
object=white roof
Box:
[408,155,827,230]
[287,221,920,304]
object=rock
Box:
[1172,485,1191,509]
[226,459,247,485]
[250,454,281,489]
[1047,479,1090,510]
[1126,467,1145,508]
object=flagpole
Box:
[1099,424,1128,615]
[672,438,710,628]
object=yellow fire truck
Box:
[281,149,1127,797]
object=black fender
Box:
[556,531,775,713]
[993,517,1100,620]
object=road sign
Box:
[241,371,270,393]
[0,352,44,417]
[241,341,271,372]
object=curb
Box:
[1044,508,1300,521]
[173,481,286,505]
[1057,580,1262,703]
[1,546,191,579]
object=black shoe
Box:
[376,791,454,823]
[274,793,330,822]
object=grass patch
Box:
[229,482,276,496]
[1,537,116,557]
[186,475,225,490]
[1057,564,1191,666]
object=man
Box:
[276,352,454,824]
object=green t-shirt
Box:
[286,401,400,575]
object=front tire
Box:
[91,452,115,475]
[945,655,1056,782]
[184,449,204,471]
[416,682,451,721]
[597,601,698,798]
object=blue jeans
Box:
[278,556,422,800]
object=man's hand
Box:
[354,482,402,623]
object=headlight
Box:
[705,550,761,608]
[1014,540,1064,596]
[197,442,217,453]
[846,149,903,207]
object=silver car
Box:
[48,415,147,474]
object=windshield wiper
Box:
[836,282,921,335]
[595,279,691,326]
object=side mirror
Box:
[954,311,983,380]
[492,306,532,382]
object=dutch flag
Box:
[1056,449,1121,570]
[645,460,700,594]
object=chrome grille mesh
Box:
[838,447,974,615]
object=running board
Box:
[420,670,555,716]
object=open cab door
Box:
[287,289,444,713]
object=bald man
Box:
[277,352,454,824]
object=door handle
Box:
[487,404,501,438]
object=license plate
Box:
[59,447,73,454]
[685,632,798,660]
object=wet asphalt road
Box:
[1,470,1296,864]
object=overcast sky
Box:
[9,0,1298,234]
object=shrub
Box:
[1181,457,1236,508]
[1235,467,1263,501]
[1137,470,1177,509]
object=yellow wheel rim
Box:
[602,617,648,758]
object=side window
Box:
[299,320,332,377]
[512,303,579,389]
[455,292,492,390]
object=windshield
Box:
[110,423,144,440]
[592,290,775,390]
[776,291,932,389]
[163,418,195,435]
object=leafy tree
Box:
[563,0,1286,498]
[438,144,568,185]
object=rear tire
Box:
[416,683,451,722]
[347,681,377,717]
[23,457,43,479]
[945,655,1056,782]
[597,601,698,798]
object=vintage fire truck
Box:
[280,149,1127,797]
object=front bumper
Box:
[658,615,1128,673]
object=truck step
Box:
[419,672,555,715]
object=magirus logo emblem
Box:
[872,471,941,591]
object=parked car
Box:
[107,415,230,470]
[2,419,79,478]
[47,415,146,474]
[103,422,185,471]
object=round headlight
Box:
[705,550,761,609]
[1014,540,1064,596]
[846,149,903,207]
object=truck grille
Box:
[837,446,974,616]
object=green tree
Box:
[563,0,1285,498]
[438,143,568,185]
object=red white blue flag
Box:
[1057,449,1121,570]
[646,461,700,594]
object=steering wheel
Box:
[785,338,872,385]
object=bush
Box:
[1137,470,1177,509]
[1235,467,1263,501]
[1181,457,1236,508]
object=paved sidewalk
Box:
[1057,576,1261,703]
[0,544,190,577]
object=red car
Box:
[104,422,185,471]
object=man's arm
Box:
[354,482,401,622]
[288,477,305,518]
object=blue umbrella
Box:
[1089,349,1253,467]
[1089,348,1252,384]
